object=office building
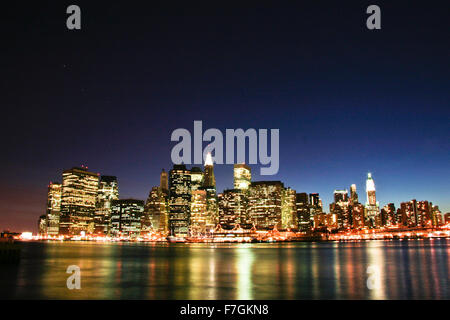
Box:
[59,166,99,236]
[110,199,144,238]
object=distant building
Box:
[218,189,247,227]
[233,164,251,190]
[248,181,284,229]
[169,164,191,237]
[190,189,208,234]
[190,167,204,191]
[314,213,338,230]
[94,176,119,235]
[351,203,365,229]
[399,200,418,227]
[46,182,62,236]
[143,186,169,234]
[38,215,47,235]
[381,203,397,227]
[334,190,349,203]
[160,169,169,191]
[416,201,433,227]
[202,152,216,188]
[350,184,359,204]
[59,166,99,236]
[110,199,144,238]
[365,173,380,228]
[281,188,297,229]
[296,192,311,232]
[445,213,450,224]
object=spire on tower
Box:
[205,152,213,166]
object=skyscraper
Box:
[365,173,380,228]
[381,203,397,227]
[281,188,297,229]
[201,153,219,231]
[248,181,284,229]
[143,186,169,234]
[296,192,311,232]
[334,190,349,203]
[110,199,144,238]
[190,189,208,235]
[233,164,251,190]
[168,164,192,237]
[202,152,216,188]
[190,167,204,191]
[59,166,99,236]
[160,169,168,191]
[350,184,359,204]
[218,189,248,227]
[94,176,119,235]
[38,215,47,235]
[46,182,62,236]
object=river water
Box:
[0,239,448,299]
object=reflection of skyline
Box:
[0,240,448,299]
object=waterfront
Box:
[0,239,448,299]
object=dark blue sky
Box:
[1,1,449,231]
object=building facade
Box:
[59,166,99,236]
[110,199,144,238]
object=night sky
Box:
[2,1,449,232]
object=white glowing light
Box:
[205,152,213,166]
[20,232,33,240]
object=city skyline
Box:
[33,160,446,237]
[1,2,449,232]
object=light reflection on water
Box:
[0,239,448,299]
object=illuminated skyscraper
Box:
[233,164,251,190]
[248,181,284,229]
[351,203,365,229]
[110,199,144,238]
[143,186,169,234]
[309,193,322,217]
[160,169,168,191]
[60,166,99,236]
[350,184,358,204]
[94,176,119,235]
[334,190,349,203]
[190,189,208,235]
[365,173,380,228]
[203,152,216,188]
[281,188,297,229]
[399,200,418,227]
[296,192,311,232]
[38,215,47,235]
[201,153,219,230]
[190,167,204,191]
[332,189,351,230]
[46,182,62,236]
[218,189,248,227]
[381,203,397,227]
[169,164,192,237]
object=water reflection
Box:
[0,239,448,299]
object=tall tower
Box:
[46,182,62,236]
[160,169,168,191]
[350,184,358,204]
[365,173,380,228]
[234,164,251,190]
[202,152,216,188]
[95,176,119,235]
[168,164,191,237]
[366,173,376,205]
[60,166,99,236]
